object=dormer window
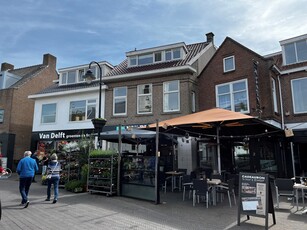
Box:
[127,43,187,67]
[59,66,97,85]
[281,34,307,65]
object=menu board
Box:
[237,173,275,229]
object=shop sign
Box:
[34,130,94,140]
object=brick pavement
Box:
[0,174,306,230]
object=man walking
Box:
[16,151,38,208]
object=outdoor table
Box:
[165,171,184,192]
[293,183,307,211]
[207,179,222,205]
[187,178,222,206]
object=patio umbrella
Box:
[145,108,282,173]
[100,128,177,145]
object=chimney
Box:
[43,53,57,69]
[1,63,14,71]
[206,32,214,44]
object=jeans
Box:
[19,177,33,204]
[47,177,60,200]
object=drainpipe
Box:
[277,75,285,129]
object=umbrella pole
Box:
[117,124,122,196]
[290,142,296,177]
[155,119,160,204]
[217,126,221,174]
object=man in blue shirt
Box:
[17,151,38,208]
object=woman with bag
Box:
[45,153,61,204]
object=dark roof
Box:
[9,64,47,88]
[36,81,99,94]
[269,53,307,72]
[106,42,210,77]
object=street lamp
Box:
[83,61,104,148]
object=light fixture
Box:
[83,61,104,148]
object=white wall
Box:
[32,90,105,132]
[177,137,197,174]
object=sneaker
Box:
[24,201,30,208]
[52,200,57,204]
[45,198,50,201]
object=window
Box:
[191,91,196,112]
[78,69,85,82]
[137,84,152,114]
[163,80,180,112]
[114,87,127,115]
[154,52,162,62]
[291,77,307,114]
[129,56,137,66]
[67,70,76,84]
[69,99,96,121]
[284,38,307,65]
[41,103,56,123]
[271,78,278,113]
[216,79,249,113]
[223,56,235,72]
[0,109,4,123]
[173,48,181,59]
[138,54,153,65]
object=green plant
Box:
[65,179,86,192]
[89,149,116,158]
[81,164,88,183]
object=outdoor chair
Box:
[215,178,236,207]
[182,174,193,201]
[159,172,172,194]
[178,168,187,190]
[192,179,212,208]
[275,178,295,208]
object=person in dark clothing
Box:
[17,151,38,208]
[31,151,40,182]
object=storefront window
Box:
[234,143,250,171]
[259,142,277,173]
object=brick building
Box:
[0,54,57,169]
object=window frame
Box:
[137,84,153,114]
[291,77,307,114]
[271,78,278,113]
[41,103,57,124]
[113,87,127,116]
[69,99,97,122]
[163,80,180,112]
[216,79,249,113]
[0,109,4,123]
[283,38,307,65]
[223,56,235,72]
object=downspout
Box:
[277,75,285,129]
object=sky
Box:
[0,0,306,69]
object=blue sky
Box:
[1,0,306,69]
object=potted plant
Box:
[91,118,107,131]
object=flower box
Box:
[91,118,107,131]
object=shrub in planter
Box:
[65,179,86,193]
[89,149,116,158]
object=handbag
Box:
[46,162,58,179]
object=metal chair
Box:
[215,178,236,207]
[160,172,172,194]
[182,174,193,201]
[192,179,212,208]
[275,178,295,208]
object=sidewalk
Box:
[0,174,306,230]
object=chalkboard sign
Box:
[237,172,275,229]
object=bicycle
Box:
[0,168,12,179]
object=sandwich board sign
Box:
[237,172,275,229]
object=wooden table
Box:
[165,171,184,192]
[293,183,307,211]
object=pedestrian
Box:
[45,153,61,204]
[31,150,40,182]
[41,152,49,175]
[16,151,38,208]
